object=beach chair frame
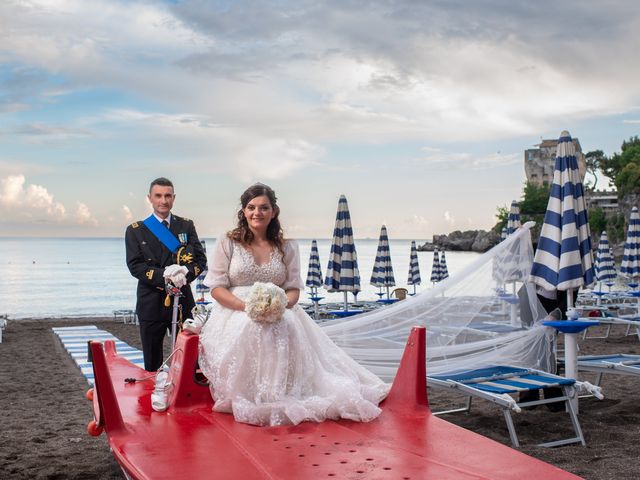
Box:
[577,354,640,386]
[427,366,586,448]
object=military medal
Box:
[178,233,188,244]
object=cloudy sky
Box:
[1,0,639,239]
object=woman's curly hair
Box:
[228,183,284,253]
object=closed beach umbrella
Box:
[430,248,441,284]
[530,131,594,297]
[501,227,508,242]
[439,250,449,280]
[507,200,521,236]
[324,195,361,311]
[620,206,640,285]
[195,239,208,300]
[407,240,421,294]
[370,225,396,298]
[594,231,616,286]
[529,131,594,409]
[305,240,323,295]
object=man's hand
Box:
[164,265,189,288]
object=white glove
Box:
[164,265,189,288]
[183,317,204,334]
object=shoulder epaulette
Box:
[131,221,140,229]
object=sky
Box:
[1,0,639,239]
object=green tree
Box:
[616,162,640,197]
[520,182,550,215]
[589,207,607,236]
[584,150,605,191]
[494,205,509,233]
[599,136,640,193]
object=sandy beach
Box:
[1,318,639,479]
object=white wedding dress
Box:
[198,236,389,426]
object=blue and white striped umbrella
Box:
[370,225,396,297]
[439,250,449,280]
[305,239,323,293]
[195,239,208,298]
[506,200,521,236]
[594,231,616,284]
[407,241,421,294]
[530,131,594,293]
[324,195,361,310]
[620,206,640,280]
[430,248,441,284]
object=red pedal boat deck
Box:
[88,327,582,479]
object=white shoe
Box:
[151,371,170,412]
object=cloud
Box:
[0,174,65,217]
[417,147,520,171]
[4,0,640,148]
[234,138,323,181]
[122,205,133,222]
[75,202,97,226]
[8,123,92,142]
[0,174,98,228]
[444,211,455,225]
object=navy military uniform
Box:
[125,215,207,371]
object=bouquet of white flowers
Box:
[245,282,288,324]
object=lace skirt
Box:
[198,286,389,426]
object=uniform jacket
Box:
[125,214,207,323]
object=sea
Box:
[1,237,480,320]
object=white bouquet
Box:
[245,282,288,324]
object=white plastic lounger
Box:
[577,354,640,386]
[427,365,585,448]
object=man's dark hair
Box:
[149,177,174,193]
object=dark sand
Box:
[1,318,639,479]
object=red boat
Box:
[87,327,582,479]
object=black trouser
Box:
[537,290,579,319]
[139,316,172,371]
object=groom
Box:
[125,177,207,371]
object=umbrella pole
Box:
[413,284,416,295]
[386,286,390,299]
[564,288,579,413]
[170,293,180,355]
[343,291,349,312]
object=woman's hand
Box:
[212,287,246,311]
[285,289,300,309]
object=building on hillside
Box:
[585,189,619,214]
[524,137,586,185]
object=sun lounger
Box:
[427,365,585,448]
[581,314,640,340]
[53,325,144,385]
[577,354,640,386]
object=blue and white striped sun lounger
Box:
[577,354,640,386]
[427,366,585,448]
[53,325,144,385]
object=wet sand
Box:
[0,318,638,479]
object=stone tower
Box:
[524,137,586,185]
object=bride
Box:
[199,183,389,426]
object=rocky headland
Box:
[417,229,501,253]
